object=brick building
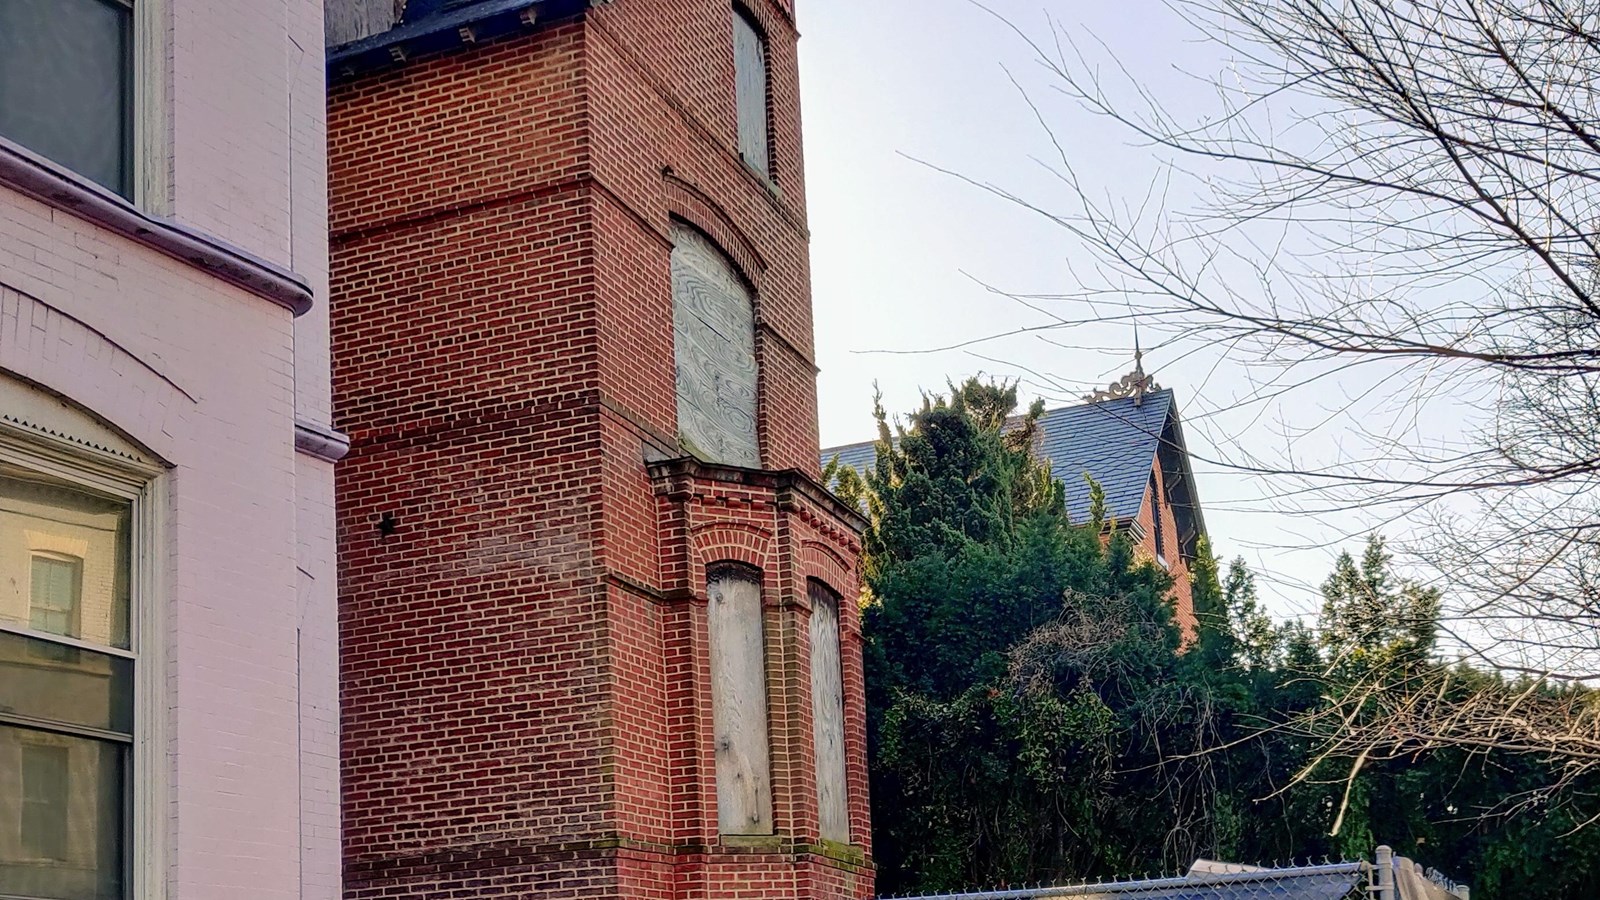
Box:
[325,1,872,897]
[824,369,1208,634]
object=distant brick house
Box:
[822,375,1207,634]
[325,1,872,898]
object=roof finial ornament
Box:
[1083,326,1161,406]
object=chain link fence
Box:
[878,847,1468,900]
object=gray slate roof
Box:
[880,861,1364,900]
[822,389,1177,527]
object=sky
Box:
[793,0,1449,620]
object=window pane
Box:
[732,8,769,176]
[707,567,772,834]
[31,557,83,639]
[22,745,69,859]
[671,224,760,468]
[808,582,849,843]
[0,0,133,196]
[1,727,124,900]
[0,463,132,651]
[0,630,133,736]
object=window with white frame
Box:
[31,554,83,635]
[0,0,134,197]
[0,451,142,900]
[731,4,770,178]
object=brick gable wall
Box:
[1131,459,1197,636]
[329,2,871,897]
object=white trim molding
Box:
[0,419,167,900]
[294,420,352,463]
[0,137,313,316]
[134,0,173,215]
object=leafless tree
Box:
[949,0,1600,795]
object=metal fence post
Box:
[1374,845,1395,900]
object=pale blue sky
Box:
[795,0,1444,618]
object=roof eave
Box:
[1162,403,1208,559]
[327,0,592,82]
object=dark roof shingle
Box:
[821,389,1176,527]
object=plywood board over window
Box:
[809,581,849,843]
[707,566,772,834]
[732,5,770,177]
[671,223,760,469]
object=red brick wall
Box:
[1130,460,1197,636]
[329,2,871,897]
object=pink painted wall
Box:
[0,0,338,897]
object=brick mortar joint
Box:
[585,13,809,236]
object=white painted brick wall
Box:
[169,0,294,266]
[0,0,338,896]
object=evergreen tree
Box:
[834,383,1600,899]
[1318,536,1440,675]
[1224,558,1278,670]
[842,381,1233,892]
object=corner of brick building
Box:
[1130,459,1197,639]
[329,2,873,897]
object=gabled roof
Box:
[1035,389,1173,526]
[878,860,1365,900]
[821,388,1206,556]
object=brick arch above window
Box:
[664,172,766,292]
[0,285,189,467]
[691,521,774,574]
[798,539,853,606]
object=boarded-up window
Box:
[809,581,849,843]
[732,6,770,177]
[708,567,772,834]
[671,223,760,468]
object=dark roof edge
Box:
[821,437,876,455]
[327,0,592,82]
[819,390,1181,459]
[1159,399,1208,557]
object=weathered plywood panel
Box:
[671,224,759,468]
[708,569,772,834]
[809,582,849,843]
[732,9,769,176]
